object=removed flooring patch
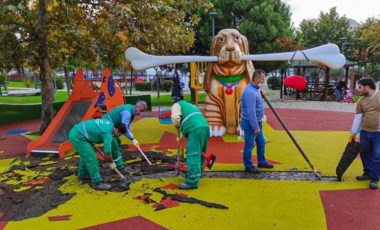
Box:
[146,171,338,182]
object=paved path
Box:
[3,88,41,97]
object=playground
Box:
[0,33,376,229]
[0,73,378,229]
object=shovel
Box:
[261,93,322,180]
[136,146,152,165]
[93,145,132,189]
[175,128,181,175]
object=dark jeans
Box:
[240,120,266,168]
[360,130,380,181]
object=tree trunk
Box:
[64,66,71,96]
[38,0,54,134]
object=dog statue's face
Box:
[210,29,250,76]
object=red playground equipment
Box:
[26,68,125,158]
[284,75,308,91]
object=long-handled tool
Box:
[93,145,132,189]
[262,93,322,180]
[136,146,152,165]
[174,128,216,174]
[175,128,181,175]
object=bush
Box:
[267,76,281,90]
[0,72,6,85]
[162,80,173,92]
[23,78,33,88]
[55,77,64,89]
[135,82,151,91]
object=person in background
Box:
[350,77,380,189]
[68,118,126,190]
[335,77,347,102]
[240,69,273,174]
[103,101,147,174]
[171,99,210,190]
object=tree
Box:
[351,18,380,77]
[0,1,209,132]
[298,7,351,49]
[37,0,55,133]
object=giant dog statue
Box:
[124,30,345,137]
[203,28,254,136]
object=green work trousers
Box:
[69,128,125,185]
[185,127,209,187]
[112,136,126,170]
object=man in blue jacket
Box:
[103,101,147,174]
[240,69,274,173]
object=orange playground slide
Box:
[26,68,125,158]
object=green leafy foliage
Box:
[299,7,351,49]
[266,76,281,90]
[55,77,64,89]
[135,82,152,91]
[162,80,173,92]
[22,78,33,88]
[0,72,6,84]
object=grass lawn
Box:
[0,89,206,106]
[0,91,68,104]
[7,81,27,88]
[151,93,205,106]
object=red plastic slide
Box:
[26,68,125,158]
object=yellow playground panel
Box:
[190,62,208,105]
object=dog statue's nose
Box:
[226,46,235,52]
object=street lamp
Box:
[209,9,218,37]
[340,37,349,54]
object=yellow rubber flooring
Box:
[1,116,368,230]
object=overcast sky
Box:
[283,0,380,28]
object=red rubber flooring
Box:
[0,108,355,157]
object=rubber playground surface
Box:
[1,107,379,230]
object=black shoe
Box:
[258,163,274,169]
[245,166,260,174]
[178,182,197,190]
[356,173,370,181]
[91,182,112,191]
[369,180,378,189]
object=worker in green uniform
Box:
[68,118,127,190]
[171,99,210,189]
[103,101,148,173]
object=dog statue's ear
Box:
[240,34,254,81]
[209,34,219,56]
[240,34,250,55]
[204,60,214,93]
[204,34,220,92]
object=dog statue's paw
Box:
[210,126,226,137]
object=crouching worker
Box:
[68,118,127,190]
[171,99,210,190]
